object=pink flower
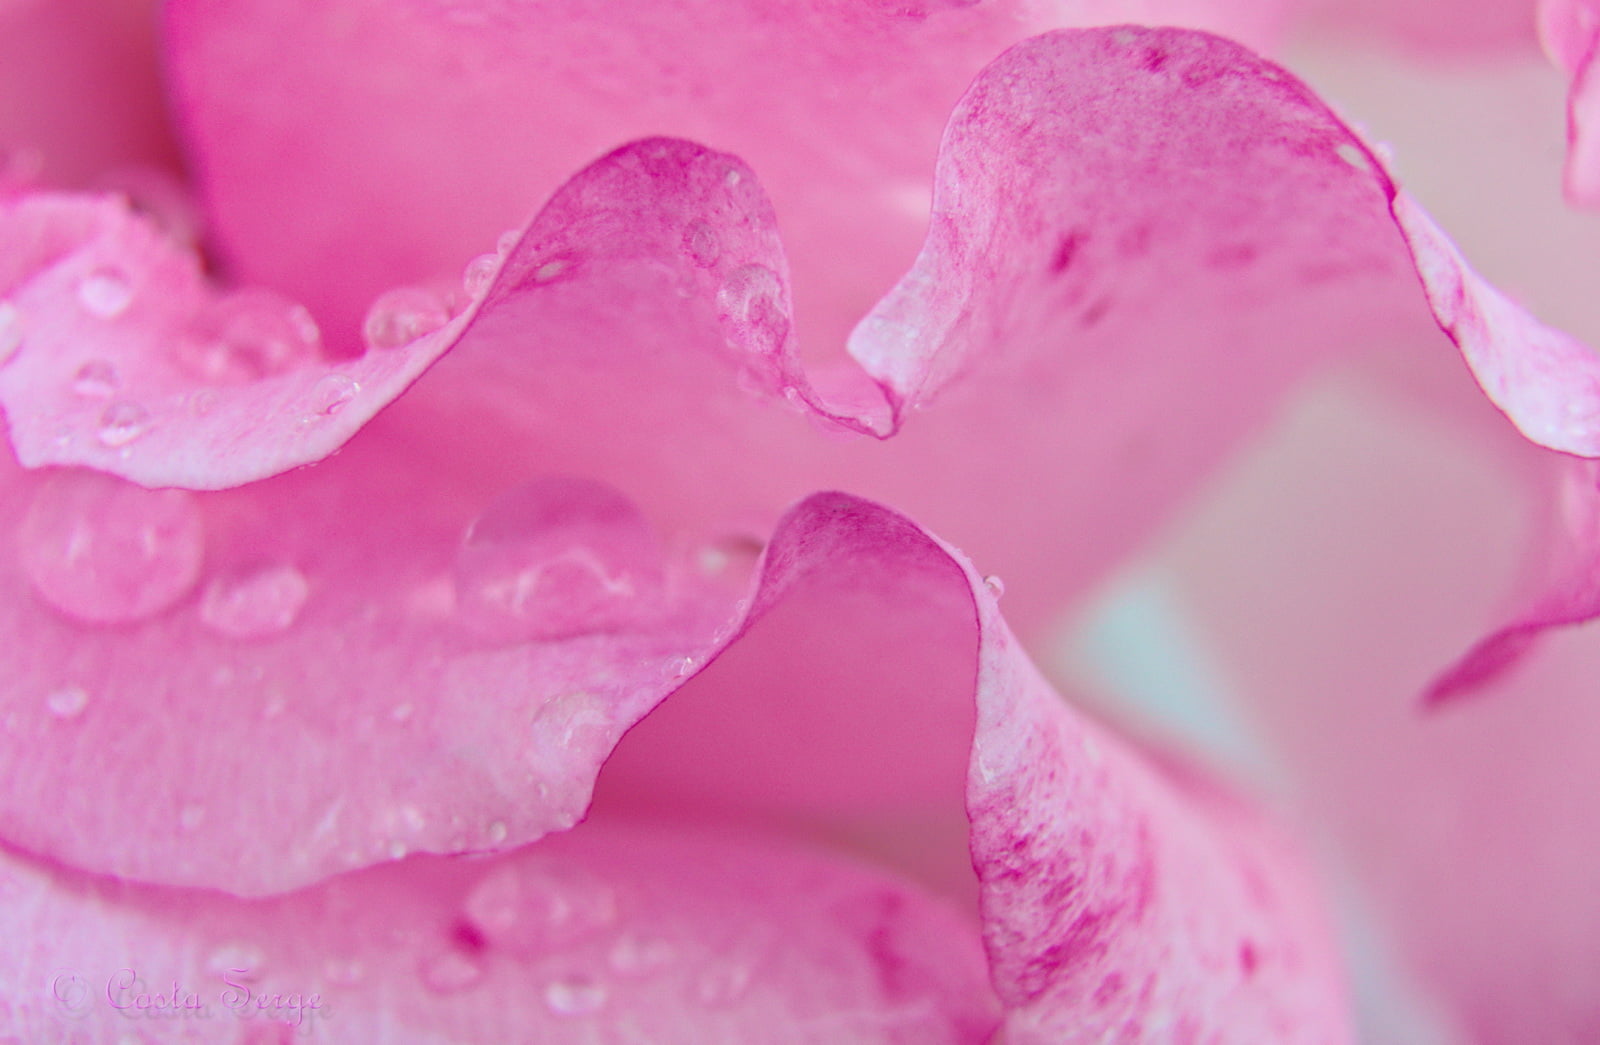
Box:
[1,1,1595,1040]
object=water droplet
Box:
[497,228,522,254]
[363,285,452,349]
[545,974,606,1017]
[308,373,359,417]
[179,803,205,831]
[462,253,501,298]
[18,471,203,624]
[95,400,151,448]
[72,359,119,398]
[532,258,572,284]
[454,477,663,642]
[609,935,675,976]
[672,655,697,679]
[684,221,721,267]
[174,289,321,383]
[0,301,23,367]
[485,820,508,844]
[207,941,265,978]
[387,839,409,860]
[45,685,88,719]
[198,563,309,639]
[419,949,483,994]
[717,264,789,354]
[77,266,134,318]
[984,575,1005,598]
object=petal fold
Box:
[599,493,1353,1038]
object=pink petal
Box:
[1300,0,1538,55]
[599,493,1352,1038]
[0,429,739,894]
[1539,0,1600,207]
[163,0,1290,358]
[0,820,1000,1042]
[10,27,1597,730]
[0,0,179,186]
[1159,345,1598,1040]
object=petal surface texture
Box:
[0,822,1001,1043]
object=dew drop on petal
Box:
[76,266,134,318]
[454,477,663,642]
[198,563,310,639]
[419,949,483,994]
[717,264,789,355]
[0,301,24,367]
[462,253,501,298]
[95,400,151,448]
[45,685,88,719]
[71,359,119,398]
[308,373,359,417]
[497,228,522,254]
[684,221,721,268]
[545,974,606,1017]
[18,471,203,624]
[984,575,1005,598]
[485,820,508,844]
[532,258,572,284]
[362,286,452,349]
[174,289,321,383]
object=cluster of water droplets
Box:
[174,288,321,385]
[198,563,311,639]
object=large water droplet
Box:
[717,264,789,355]
[45,685,89,719]
[174,289,321,383]
[419,949,483,994]
[544,974,606,1017]
[362,286,452,350]
[77,266,134,318]
[461,253,502,298]
[72,359,119,398]
[0,301,24,367]
[454,477,663,642]
[198,563,309,639]
[18,471,204,624]
[95,401,151,448]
